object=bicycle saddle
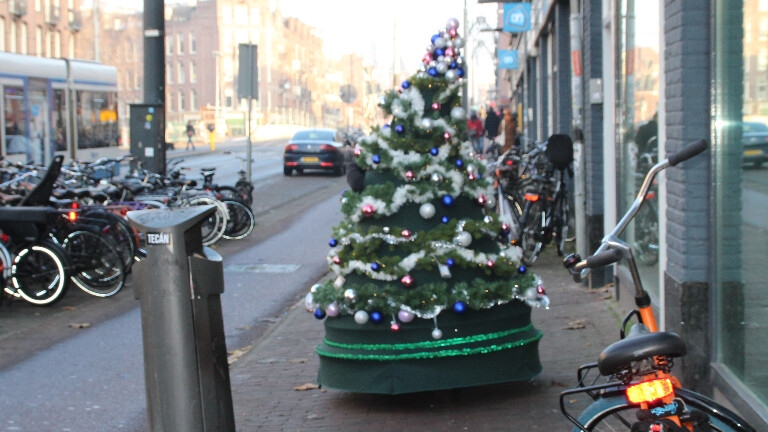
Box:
[598,324,687,376]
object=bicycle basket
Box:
[545,134,574,169]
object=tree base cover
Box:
[316,300,542,394]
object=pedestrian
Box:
[186,121,196,151]
[499,108,518,155]
[467,111,484,154]
[483,103,501,154]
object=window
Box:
[167,63,173,84]
[189,32,196,54]
[190,89,197,111]
[54,31,60,57]
[177,61,184,83]
[0,18,4,52]
[178,91,185,112]
[21,23,27,55]
[166,35,173,55]
[190,61,197,83]
[36,26,42,56]
[177,33,183,55]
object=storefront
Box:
[504,0,768,426]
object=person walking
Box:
[186,121,196,151]
[499,108,518,155]
[467,111,485,154]
[483,103,501,155]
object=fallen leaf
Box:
[294,383,320,391]
[563,319,588,330]
[62,306,77,311]
[288,358,309,364]
[68,322,91,329]
[227,345,252,364]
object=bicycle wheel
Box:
[186,196,228,246]
[221,199,255,240]
[574,394,744,432]
[553,194,574,257]
[519,200,545,265]
[63,230,125,297]
[632,202,659,266]
[235,180,254,207]
[215,185,241,201]
[11,241,69,306]
[82,209,139,270]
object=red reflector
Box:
[320,162,334,167]
[505,160,514,166]
[645,191,656,200]
[286,162,299,166]
[524,193,540,202]
[1,232,9,243]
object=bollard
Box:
[127,205,235,432]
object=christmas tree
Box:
[306,18,548,394]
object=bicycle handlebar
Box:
[576,139,708,280]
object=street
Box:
[0,143,349,431]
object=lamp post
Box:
[464,12,492,113]
[212,50,220,122]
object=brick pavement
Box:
[229,247,622,431]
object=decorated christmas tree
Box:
[305,18,548,394]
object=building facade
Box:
[502,0,768,427]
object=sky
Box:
[276,0,499,77]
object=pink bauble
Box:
[332,255,341,264]
[431,102,441,110]
[405,170,415,181]
[486,259,495,268]
[401,274,415,288]
[445,47,455,57]
[401,229,412,239]
[362,204,375,217]
[443,132,452,141]
[397,310,415,323]
[390,322,401,332]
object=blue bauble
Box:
[329,238,338,247]
[372,154,381,164]
[455,159,464,168]
[371,262,381,272]
[431,34,440,44]
[428,67,438,77]
[453,301,467,314]
[450,61,458,69]
[441,195,455,207]
[402,80,411,89]
[441,216,450,224]
[383,123,390,129]
[370,311,383,323]
[430,147,440,156]
[446,258,455,267]
[314,308,326,319]
[518,265,527,274]
[395,124,405,134]
[457,68,465,78]
[435,48,445,57]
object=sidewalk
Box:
[228,247,623,431]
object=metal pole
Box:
[143,0,165,175]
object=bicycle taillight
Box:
[524,192,540,202]
[626,378,674,404]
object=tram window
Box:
[76,90,118,149]
[4,86,28,155]
[53,89,66,152]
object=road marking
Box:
[225,263,301,273]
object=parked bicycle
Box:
[517,134,575,265]
[560,139,754,431]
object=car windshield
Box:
[292,130,334,141]
[743,122,768,133]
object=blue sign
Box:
[498,50,519,70]
[503,3,532,33]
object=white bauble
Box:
[419,203,436,219]
[454,231,472,247]
[354,310,370,324]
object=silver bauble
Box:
[451,106,466,121]
[431,173,443,184]
[344,288,357,303]
[377,95,387,107]
[454,231,473,247]
[436,62,449,74]
[452,36,465,49]
[445,70,458,82]
[419,203,436,219]
[421,118,433,129]
[434,37,447,49]
[354,310,370,324]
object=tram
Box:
[1,52,119,165]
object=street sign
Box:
[503,3,532,33]
[498,50,519,69]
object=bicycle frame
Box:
[561,140,754,431]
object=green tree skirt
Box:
[316,301,543,394]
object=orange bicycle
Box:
[561,139,754,431]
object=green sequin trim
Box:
[316,326,543,361]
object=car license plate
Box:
[743,149,763,156]
[301,156,319,163]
